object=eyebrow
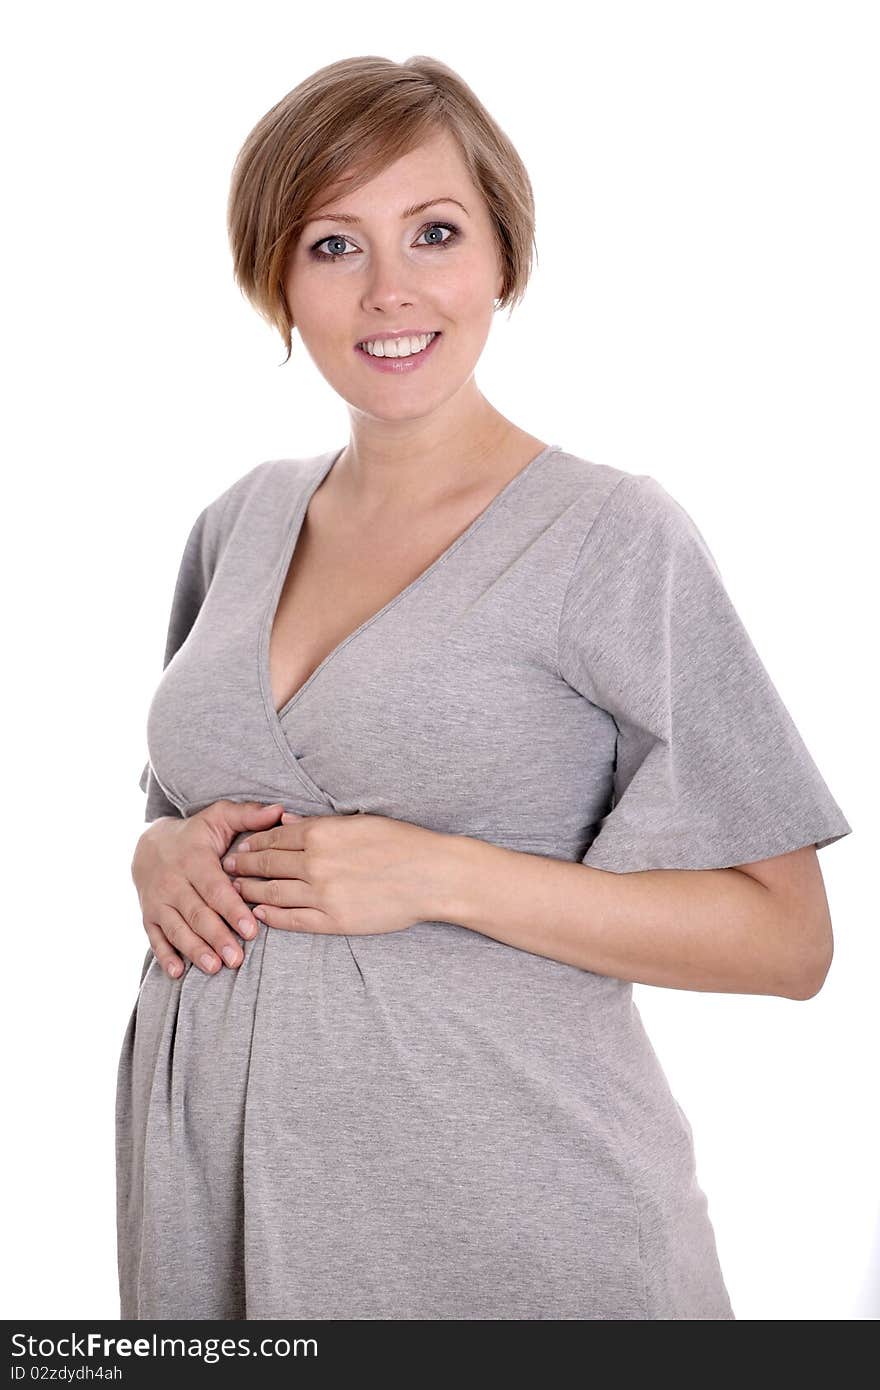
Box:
[303,196,470,227]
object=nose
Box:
[360,245,418,315]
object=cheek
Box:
[433,259,498,316]
[285,261,345,322]
[290,297,353,358]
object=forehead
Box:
[302,195,470,228]
[303,131,472,224]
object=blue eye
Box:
[309,221,461,262]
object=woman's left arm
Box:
[427,832,833,1001]
[225,813,832,998]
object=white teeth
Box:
[359,332,437,358]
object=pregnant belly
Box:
[125,922,650,1317]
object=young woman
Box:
[116,54,851,1321]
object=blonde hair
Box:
[227,55,538,365]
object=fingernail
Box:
[238,918,256,938]
[238,841,250,853]
[222,855,236,871]
[200,952,218,972]
[222,945,241,966]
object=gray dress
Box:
[116,443,851,1320]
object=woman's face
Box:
[283,127,504,421]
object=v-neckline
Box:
[259,441,561,729]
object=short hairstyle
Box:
[226,55,538,365]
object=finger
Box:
[233,876,316,912]
[224,844,306,880]
[218,801,286,830]
[226,818,311,858]
[155,901,226,975]
[198,802,285,858]
[221,829,277,859]
[165,869,261,971]
[198,865,263,946]
[143,920,186,979]
[250,902,331,933]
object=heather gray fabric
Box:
[116,443,851,1320]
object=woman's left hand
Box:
[220,811,451,936]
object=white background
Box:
[2,0,876,1321]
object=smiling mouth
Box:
[355,331,442,358]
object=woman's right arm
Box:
[132,799,285,977]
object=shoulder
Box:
[557,462,727,639]
[201,456,305,527]
[198,452,331,557]
[566,462,717,574]
[544,449,700,539]
[538,447,629,512]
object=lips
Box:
[355,330,441,347]
[354,329,443,373]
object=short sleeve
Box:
[138,503,216,822]
[557,473,853,872]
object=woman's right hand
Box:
[131,801,286,979]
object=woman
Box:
[116,54,851,1320]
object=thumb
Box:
[199,800,285,856]
[224,800,286,825]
